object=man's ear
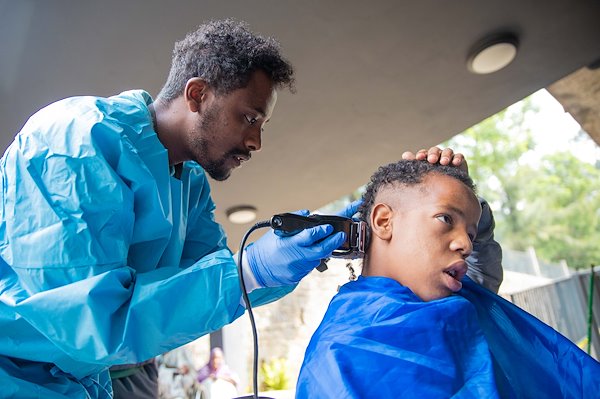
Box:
[184,78,210,113]
[370,203,393,241]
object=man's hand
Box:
[402,146,468,174]
[246,210,346,287]
[336,199,362,219]
[245,201,360,288]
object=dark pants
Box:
[111,360,159,399]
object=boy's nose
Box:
[451,233,473,259]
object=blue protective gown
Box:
[0,90,292,398]
[297,276,600,398]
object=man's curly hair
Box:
[358,160,476,226]
[157,19,295,102]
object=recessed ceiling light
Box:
[467,33,519,74]
[226,205,258,224]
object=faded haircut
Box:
[157,18,295,103]
[358,159,476,226]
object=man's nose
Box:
[245,127,262,152]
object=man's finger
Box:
[401,151,417,160]
[426,146,442,163]
[295,224,334,246]
[336,199,362,218]
[439,147,455,165]
[454,154,469,174]
[416,149,429,161]
[308,231,346,255]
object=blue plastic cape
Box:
[297,276,500,398]
[458,277,600,398]
[297,276,600,398]
[0,90,292,398]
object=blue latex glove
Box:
[246,209,347,287]
[338,199,362,219]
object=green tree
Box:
[260,357,290,391]
[516,152,600,268]
[444,97,600,269]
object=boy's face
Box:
[368,173,481,301]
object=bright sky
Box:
[523,89,600,165]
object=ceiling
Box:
[1,0,600,248]
[547,66,600,146]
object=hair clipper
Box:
[270,212,367,263]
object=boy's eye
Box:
[245,115,258,124]
[436,214,453,225]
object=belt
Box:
[109,358,155,380]
[109,365,144,380]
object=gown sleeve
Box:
[0,95,291,379]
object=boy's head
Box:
[358,160,481,301]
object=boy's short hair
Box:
[358,159,476,226]
[158,18,295,103]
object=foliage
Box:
[444,97,600,269]
[260,357,290,391]
[515,152,600,267]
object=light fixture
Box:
[467,33,519,74]
[226,205,258,224]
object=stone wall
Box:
[175,258,362,394]
[244,258,362,392]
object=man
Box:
[0,19,350,398]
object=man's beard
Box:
[192,104,238,181]
[196,137,233,181]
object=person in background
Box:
[196,348,239,399]
[157,345,198,399]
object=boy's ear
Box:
[184,78,210,112]
[370,203,393,241]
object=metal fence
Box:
[502,258,599,360]
[503,247,570,279]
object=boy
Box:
[296,159,599,398]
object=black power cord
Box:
[234,213,361,398]
[235,220,272,399]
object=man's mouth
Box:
[232,153,251,165]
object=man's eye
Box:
[245,115,257,124]
[436,214,453,225]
